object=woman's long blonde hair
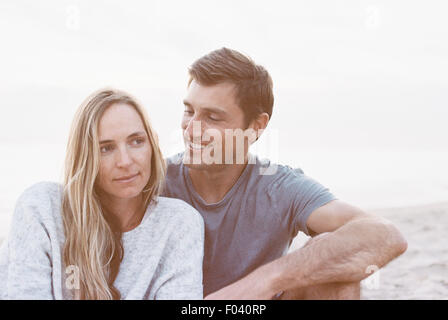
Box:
[62,88,166,299]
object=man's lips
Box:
[114,173,139,182]
[185,140,216,150]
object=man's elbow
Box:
[360,215,408,261]
[392,228,408,257]
[357,214,408,252]
[383,220,408,258]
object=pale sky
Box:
[1,0,447,149]
[0,0,447,218]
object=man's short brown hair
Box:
[188,47,274,127]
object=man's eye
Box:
[208,116,220,121]
[184,110,193,115]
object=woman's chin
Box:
[110,186,145,200]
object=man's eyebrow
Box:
[99,131,146,144]
[183,100,226,115]
[203,107,226,115]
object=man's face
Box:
[181,80,253,170]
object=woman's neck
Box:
[100,193,145,232]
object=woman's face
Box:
[96,103,152,201]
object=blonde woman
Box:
[0,88,204,299]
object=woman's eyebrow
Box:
[99,139,113,144]
[99,131,146,144]
[127,131,146,138]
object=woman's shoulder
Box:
[151,196,204,228]
[15,181,63,220]
[17,181,62,205]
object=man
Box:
[162,47,407,299]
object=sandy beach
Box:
[362,202,448,299]
[288,202,448,300]
[1,202,447,300]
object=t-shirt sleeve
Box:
[2,188,54,299]
[153,205,205,300]
[280,168,337,237]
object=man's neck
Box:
[188,157,250,204]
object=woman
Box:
[0,88,204,299]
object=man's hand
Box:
[204,266,279,300]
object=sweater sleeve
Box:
[3,188,54,299]
[153,206,205,300]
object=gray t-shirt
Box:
[162,153,337,296]
[0,182,204,300]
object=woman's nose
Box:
[116,146,133,167]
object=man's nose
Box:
[184,117,204,143]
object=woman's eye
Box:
[100,145,113,153]
[131,138,145,145]
[208,116,220,121]
[184,110,193,115]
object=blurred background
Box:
[1,0,447,300]
[0,1,447,248]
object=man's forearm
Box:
[205,215,407,300]
[262,216,408,295]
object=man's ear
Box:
[249,112,270,141]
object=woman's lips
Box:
[114,173,139,183]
